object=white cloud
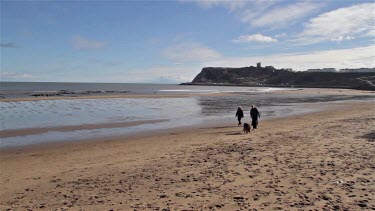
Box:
[182,1,323,30]
[275,33,287,38]
[296,3,375,44]
[241,2,323,28]
[162,41,221,63]
[190,0,280,12]
[181,0,249,11]
[202,45,375,71]
[331,36,355,42]
[232,34,277,43]
[71,35,108,50]
[1,72,35,80]
[365,29,375,37]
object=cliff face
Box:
[189,66,375,90]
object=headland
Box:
[182,65,375,91]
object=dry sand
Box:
[1,102,374,210]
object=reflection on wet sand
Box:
[197,93,374,118]
[1,91,374,148]
[0,119,168,138]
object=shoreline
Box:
[0,99,372,150]
[0,93,227,102]
[3,100,357,153]
[180,82,375,91]
[0,99,360,150]
[1,87,374,102]
[0,100,372,154]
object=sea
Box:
[1,82,373,148]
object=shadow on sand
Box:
[205,130,243,135]
[359,131,375,142]
[225,132,243,136]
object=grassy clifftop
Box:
[185,66,375,90]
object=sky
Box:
[1,0,374,83]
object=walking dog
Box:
[243,123,251,133]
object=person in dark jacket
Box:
[250,105,260,129]
[235,106,244,126]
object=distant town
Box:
[255,62,375,73]
[306,67,375,73]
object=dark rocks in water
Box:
[57,90,129,95]
[58,90,76,95]
[83,90,103,94]
[31,93,56,97]
[105,90,128,93]
[184,66,375,90]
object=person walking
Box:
[235,106,244,126]
[250,105,260,130]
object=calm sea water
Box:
[0,82,287,98]
[1,82,373,147]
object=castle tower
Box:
[257,62,261,69]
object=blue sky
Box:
[1,0,374,83]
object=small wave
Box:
[221,91,254,93]
[257,88,298,92]
[34,91,58,93]
[158,89,220,93]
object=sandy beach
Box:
[1,100,374,210]
[2,0,375,210]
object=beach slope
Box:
[1,102,374,210]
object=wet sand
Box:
[1,101,374,210]
[272,88,375,95]
[0,119,168,138]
